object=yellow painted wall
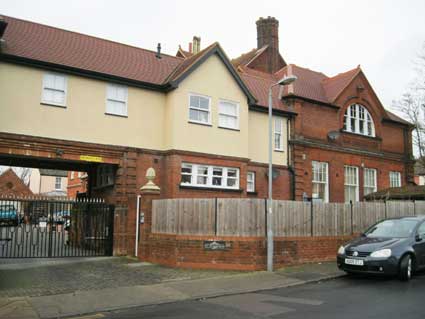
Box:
[0,60,289,165]
[0,62,166,150]
[248,111,288,166]
[165,54,249,158]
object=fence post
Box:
[310,199,314,237]
[384,200,387,219]
[350,200,353,235]
[264,198,268,238]
[413,200,416,216]
[214,198,218,236]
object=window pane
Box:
[199,96,209,110]
[227,169,237,178]
[190,95,200,108]
[219,101,237,115]
[189,109,209,123]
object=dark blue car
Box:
[0,204,19,226]
[337,216,425,281]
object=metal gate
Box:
[0,197,114,258]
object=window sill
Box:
[340,129,381,141]
[179,184,243,193]
[188,120,212,127]
[274,149,285,153]
[218,126,240,132]
[247,191,258,195]
[105,112,128,118]
[41,102,67,108]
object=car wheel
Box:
[399,254,413,281]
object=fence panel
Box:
[415,201,425,215]
[273,200,311,237]
[386,201,415,218]
[152,198,215,235]
[352,202,385,233]
[312,203,351,236]
[217,198,265,236]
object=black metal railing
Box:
[0,196,114,258]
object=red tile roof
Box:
[1,16,183,85]
[322,67,360,102]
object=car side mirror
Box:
[415,234,423,242]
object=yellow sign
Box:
[80,155,103,163]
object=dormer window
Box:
[343,104,375,137]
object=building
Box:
[29,169,68,196]
[0,14,413,255]
[231,17,414,203]
[414,160,425,185]
[67,171,88,197]
[0,168,33,197]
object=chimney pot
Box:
[188,42,192,53]
[192,36,201,54]
[156,43,162,59]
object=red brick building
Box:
[232,17,414,203]
[0,168,33,197]
[67,171,88,198]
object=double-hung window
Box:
[180,163,239,189]
[218,100,239,129]
[274,117,284,151]
[344,165,359,203]
[312,161,329,202]
[189,94,211,125]
[41,73,67,107]
[364,168,377,195]
[106,84,128,117]
[389,171,401,188]
[55,177,62,190]
[247,172,255,193]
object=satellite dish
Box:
[327,131,341,141]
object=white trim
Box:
[247,171,255,192]
[343,104,375,137]
[344,165,359,202]
[274,117,284,151]
[188,93,212,125]
[105,83,128,117]
[389,171,401,188]
[180,162,240,190]
[218,99,240,130]
[41,72,68,107]
[312,161,329,202]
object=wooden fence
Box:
[152,198,425,237]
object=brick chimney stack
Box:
[256,16,281,73]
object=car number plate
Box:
[345,258,364,266]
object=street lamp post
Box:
[267,75,297,272]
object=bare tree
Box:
[18,168,32,186]
[393,43,425,169]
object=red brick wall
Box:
[0,169,33,197]
[66,171,87,198]
[293,145,407,202]
[143,234,354,270]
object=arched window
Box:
[343,104,375,137]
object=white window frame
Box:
[363,168,377,196]
[343,104,375,137]
[247,171,255,193]
[55,177,62,190]
[218,99,240,130]
[106,83,128,117]
[311,161,329,202]
[180,163,239,190]
[274,117,284,151]
[188,93,211,125]
[344,165,359,203]
[389,171,401,188]
[41,72,68,107]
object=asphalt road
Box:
[100,273,425,319]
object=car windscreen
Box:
[365,219,418,238]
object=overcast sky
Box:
[1,0,425,110]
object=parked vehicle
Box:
[337,216,425,281]
[0,204,19,226]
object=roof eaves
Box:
[0,53,171,92]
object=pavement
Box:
[0,258,343,319]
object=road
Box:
[99,273,425,319]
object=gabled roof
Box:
[322,67,361,103]
[1,15,183,87]
[176,46,193,59]
[166,42,257,104]
[0,168,33,196]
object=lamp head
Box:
[277,75,297,86]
